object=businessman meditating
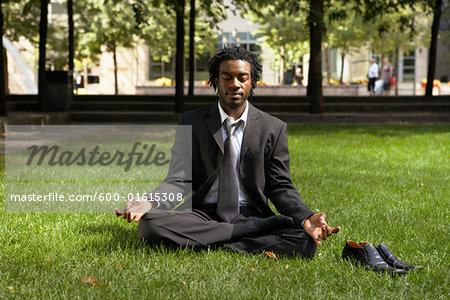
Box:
[115,46,340,258]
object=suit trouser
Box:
[137,206,317,258]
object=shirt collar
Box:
[218,100,248,129]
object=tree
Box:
[246,4,309,85]
[188,0,224,95]
[4,0,40,96]
[187,0,226,95]
[236,0,325,111]
[426,0,442,96]
[133,0,220,102]
[172,0,226,104]
[4,0,40,44]
[38,0,48,111]
[326,3,367,84]
[5,0,74,104]
[188,0,195,96]
[175,0,185,112]
[135,0,186,111]
[307,0,323,113]
[0,0,6,116]
[74,0,139,95]
[68,0,74,93]
[134,0,186,111]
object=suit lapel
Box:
[240,103,260,161]
[204,102,224,153]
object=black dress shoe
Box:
[377,243,422,271]
[342,240,406,274]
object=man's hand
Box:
[114,195,153,223]
[303,212,340,245]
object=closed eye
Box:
[222,74,249,82]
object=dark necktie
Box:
[217,118,241,222]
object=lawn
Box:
[0,125,448,299]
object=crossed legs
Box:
[138,209,317,258]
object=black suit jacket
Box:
[155,102,314,226]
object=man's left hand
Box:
[303,212,340,245]
[114,195,153,223]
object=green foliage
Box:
[247,4,309,58]
[2,0,438,79]
[325,1,367,55]
[75,0,138,57]
[46,23,69,70]
[134,0,221,63]
[4,0,41,45]
[240,1,309,83]
[351,0,434,23]
[4,0,71,70]
[345,0,433,56]
[3,0,222,71]
[369,4,432,56]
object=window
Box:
[402,50,415,82]
[148,55,172,80]
[218,32,262,56]
[194,52,211,81]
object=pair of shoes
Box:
[342,240,408,274]
[360,241,422,271]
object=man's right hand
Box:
[114,195,153,222]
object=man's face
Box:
[215,59,253,113]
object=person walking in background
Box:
[367,59,378,96]
[73,70,82,94]
[382,58,393,96]
[294,67,303,86]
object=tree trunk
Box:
[68,0,74,94]
[425,0,442,96]
[280,44,285,85]
[307,0,323,113]
[0,0,7,116]
[38,0,48,112]
[171,52,175,83]
[113,41,118,95]
[339,49,345,84]
[188,0,195,96]
[325,46,331,84]
[175,0,185,113]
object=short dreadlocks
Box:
[208,46,262,96]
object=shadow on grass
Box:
[78,222,203,256]
[78,222,320,263]
[77,222,145,252]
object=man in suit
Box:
[115,46,340,258]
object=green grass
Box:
[1,125,449,299]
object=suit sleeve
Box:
[144,115,192,210]
[265,122,315,226]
